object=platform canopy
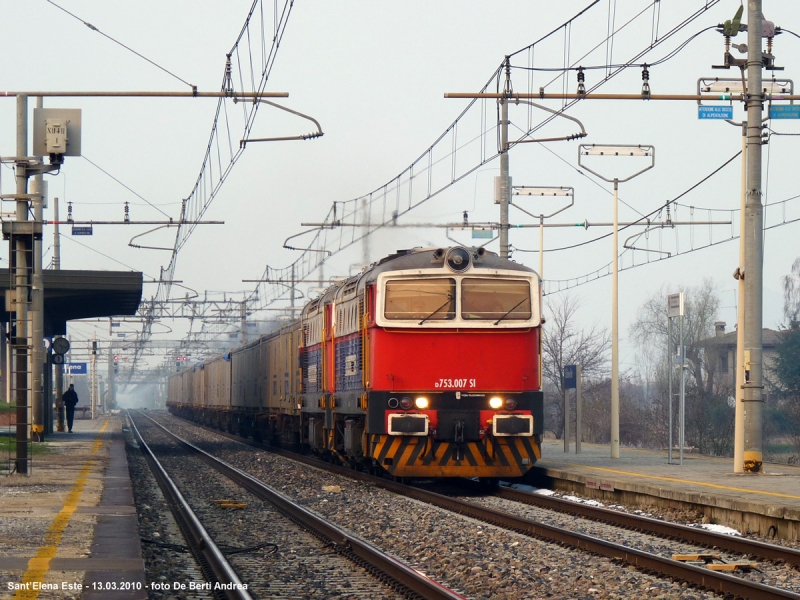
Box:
[0,269,143,336]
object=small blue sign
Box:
[698,105,734,120]
[71,226,93,236]
[564,365,577,389]
[769,105,800,119]
[472,229,494,239]
[63,362,87,375]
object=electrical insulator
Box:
[577,67,586,96]
[124,201,130,223]
[67,201,73,223]
[641,63,651,99]
[224,54,234,96]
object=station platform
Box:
[531,439,800,540]
[0,415,147,599]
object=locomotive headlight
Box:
[415,396,429,409]
[400,396,413,410]
[504,398,518,410]
[489,396,503,409]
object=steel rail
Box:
[369,483,800,600]
[494,484,800,567]
[127,413,252,600]
[139,412,466,600]
[170,416,800,599]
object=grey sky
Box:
[2,1,798,372]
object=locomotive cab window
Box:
[461,278,531,321]
[385,278,455,321]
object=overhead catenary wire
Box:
[513,150,742,254]
[509,26,717,72]
[83,156,172,218]
[44,0,196,90]
[60,233,157,278]
[247,1,723,321]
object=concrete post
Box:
[668,315,673,464]
[734,125,747,472]
[30,97,44,442]
[576,364,582,454]
[679,312,686,465]
[53,197,64,431]
[742,0,764,473]
[14,94,29,473]
[611,179,620,459]
[499,59,511,259]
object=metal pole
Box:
[679,312,685,465]
[538,215,544,279]
[290,264,296,311]
[499,58,511,259]
[53,198,61,270]
[1,324,6,403]
[53,197,64,432]
[241,296,247,344]
[611,179,620,458]
[742,0,764,473]
[91,334,96,420]
[563,384,569,453]
[734,124,747,472]
[14,94,30,474]
[576,364,582,454]
[107,344,113,413]
[668,315,673,465]
[30,96,44,442]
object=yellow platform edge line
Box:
[560,461,800,501]
[13,420,110,600]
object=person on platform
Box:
[63,384,79,433]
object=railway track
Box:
[160,411,800,599]
[128,412,251,600]
[130,410,466,600]
[490,482,800,566]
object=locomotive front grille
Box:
[388,413,429,436]
[492,414,533,436]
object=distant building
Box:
[697,321,784,392]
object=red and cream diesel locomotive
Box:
[168,245,544,479]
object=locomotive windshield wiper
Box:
[493,298,530,326]
[418,295,453,325]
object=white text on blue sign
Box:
[698,106,733,120]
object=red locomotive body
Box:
[169,246,544,479]
[301,246,543,478]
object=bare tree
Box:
[784,257,800,326]
[629,279,735,454]
[541,293,610,438]
[630,279,721,396]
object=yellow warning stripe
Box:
[14,420,110,600]
[562,462,800,501]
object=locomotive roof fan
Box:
[445,246,471,272]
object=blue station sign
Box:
[698,105,734,120]
[63,362,88,375]
[769,105,800,119]
[564,365,577,390]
